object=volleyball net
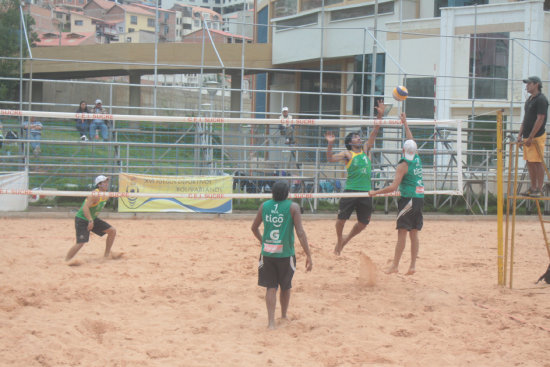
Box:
[0,108,463,210]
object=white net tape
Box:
[0,108,456,127]
[0,188,461,199]
[0,108,462,200]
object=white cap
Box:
[282,106,288,112]
[94,175,109,186]
[403,140,417,161]
[95,99,102,104]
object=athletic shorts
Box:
[396,197,424,231]
[337,190,372,224]
[258,254,296,290]
[75,217,111,244]
[523,133,546,163]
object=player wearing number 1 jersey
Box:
[325,102,384,255]
[251,181,312,329]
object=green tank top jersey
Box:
[76,189,108,220]
[399,154,424,198]
[345,151,372,191]
[261,199,295,258]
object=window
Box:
[302,0,341,12]
[467,115,500,166]
[434,0,488,17]
[275,13,317,30]
[126,37,132,42]
[164,25,169,35]
[273,0,298,18]
[131,15,137,24]
[183,23,192,29]
[128,28,135,32]
[194,19,200,27]
[56,13,63,19]
[469,32,509,100]
[353,53,385,117]
[403,77,434,119]
[118,26,124,32]
[74,20,83,26]
[148,18,155,27]
[331,1,393,22]
[402,79,436,166]
[300,70,342,161]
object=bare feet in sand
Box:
[405,268,415,276]
[334,240,343,255]
[385,266,398,274]
[106,252,124,260]
[67,259,83,267]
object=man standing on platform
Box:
[518,76,548,197]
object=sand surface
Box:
[1,216,550,366]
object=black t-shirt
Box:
[522,92,549,138]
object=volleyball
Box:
[392,86,408,101]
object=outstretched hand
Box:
[376,101,386,118]
[325,131,335,144]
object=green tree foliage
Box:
[0,0,38,103]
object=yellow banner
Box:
[118,173,232,213]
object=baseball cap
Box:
[282,107,288,112]
[95,99,102,104]
[523,76,542,85]
[403,140,417,161]
[94,175,109,186]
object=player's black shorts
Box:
[337,190,372,224]
[258,254,296,290]
[396,197,424,231]
[75,217,111,244]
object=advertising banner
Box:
[118,173,232,213]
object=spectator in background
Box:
[23,116,43,156]
[90,99,109,141]
[76,100,90,141]
[0,120,4,148]
[279,107,295,145]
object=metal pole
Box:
[360,28,366,118]
[153,0,159,162]
[471,5,478,121]
[369,0,379,118]
[318,0,325,119]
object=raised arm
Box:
[290,202,312,271]
[401,113,413,140]
[369,161,408,196]
[325,131,349,163]
[364,125,380,153]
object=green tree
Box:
[0,0,38,104]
